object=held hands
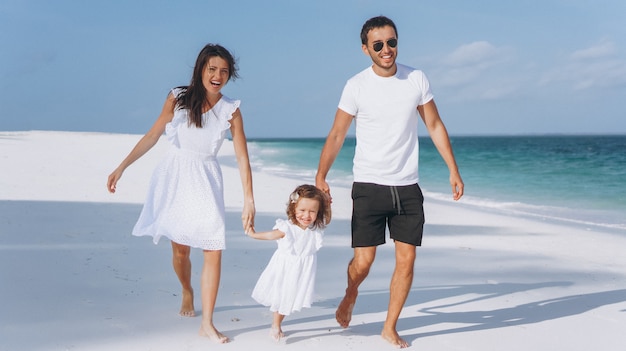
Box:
[241,201,256,235]
[315,179,332,203]
[245,226,256,237]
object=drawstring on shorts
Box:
[390,186,403,215]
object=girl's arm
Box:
[246,228,285,241]
[107,93,176,193]
[230,108,256,233]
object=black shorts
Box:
[351,182,425,247]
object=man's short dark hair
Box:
[360,16,398,45]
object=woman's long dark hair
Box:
[175,44,239,128]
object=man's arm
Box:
[316,108,354,197]
[418,99,464,200]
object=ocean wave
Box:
[245,136,626,233]
[423,190,626,231]
[248,157,626,231]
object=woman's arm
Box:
[107,93,176,193]
[230,108,256,231]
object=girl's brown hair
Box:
[286,184,331,229]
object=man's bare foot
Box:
[179,288,195,317]
[381,329,409,349]
[335,296,356,328]
[269,326,284,342]
[199,323,229,344]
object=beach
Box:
[1,130,625,350]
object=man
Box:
[315,16,464,348]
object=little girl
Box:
[246,184,331,341]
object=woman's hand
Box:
[241,201,255,233]
[107,168,124,193]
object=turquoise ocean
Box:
[246,135,626,231]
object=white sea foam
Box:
[424,190,626,231]
[246,136,626,232]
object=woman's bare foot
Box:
[199,323,229,344]
[269,326,284,342]
[179,288,195,317]
[381,329,409,349]
[335,295,356,328]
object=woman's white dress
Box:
[132,88,239,250]
[251,219,324,315]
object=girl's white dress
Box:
[132,88,239,250]
[251,219,324,316]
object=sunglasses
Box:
[372,38,397,52]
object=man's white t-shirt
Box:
[338,63,434,186]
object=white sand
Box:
[1,130,625,351]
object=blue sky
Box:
[1,0,625,137]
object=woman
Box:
[107,43,255,344]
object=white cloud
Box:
[541,39,626,90]
[427,41,521,101]
[570,39,616,60]
[443,41,502,67]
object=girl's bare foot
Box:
[199,323,229,344]
[179,288,195,317]
[269,326,284,342]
